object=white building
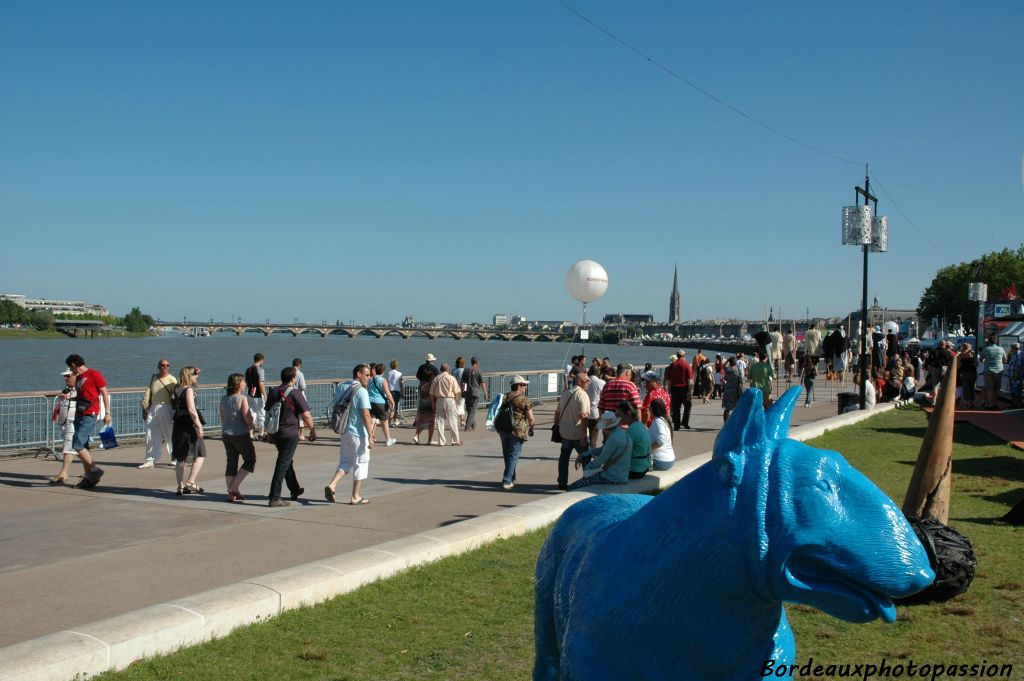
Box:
[0,293,110,317]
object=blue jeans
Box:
[803,378,815,404]
[269,435,300,501]
[498,432,524,485]
[558,438,587,488]
[71,414,96,451]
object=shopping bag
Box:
[485,394,503,432]
[99,424,118,449]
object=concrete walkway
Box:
[0,384,848,648]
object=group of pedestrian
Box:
[497,357,677,492]
[52,350,501,507]
[60,337,1022,505]
[412,354,488,445]
[50,354,110,488]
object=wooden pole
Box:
[903,355,958,523]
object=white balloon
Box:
[883,320,900,336]
[565,260,609,303]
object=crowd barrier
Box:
[0,367,626,456]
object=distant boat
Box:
[618,338,643,347]
[184,327,210,338]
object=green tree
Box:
[29,309,55,331]
[123,306,152,332]
[917,246,1024,330]
[0,299,29,325]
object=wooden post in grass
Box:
[903,354,958,523]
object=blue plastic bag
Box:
[485,394,503,431]
[99,424,118,449]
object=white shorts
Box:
[61,424,76,455]
[337,432,370,481]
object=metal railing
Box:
[2,368,652,455]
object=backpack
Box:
[328,383,361,434]
[493,395,516,433]
[264,386,295,435]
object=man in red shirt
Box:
[598,364,641,414]
[663,350,693,430]
[640,371,671,426]
[65,354,111,489]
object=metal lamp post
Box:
[968,282,988,345]
[842,166,888,410]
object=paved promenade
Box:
[0,385,846,647]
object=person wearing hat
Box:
[639,371,670,426]
[498,375,535,489]
[567,403,634,490]
[414,353,439,444]
[49,368,81,484]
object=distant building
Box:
[849,297,920,335]
[669,265,680,324]
[0,293,110,317]
[510,314,527,326]
[531,320,573,331]
[493,314,509,327]
[603,314,654,325]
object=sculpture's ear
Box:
[712,388,765,487]
[764,386,802,441]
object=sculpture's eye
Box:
[816,478,836,496]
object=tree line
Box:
[0,302,155,333]
[917,245,1024,332]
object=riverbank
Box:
[0,329,156,340]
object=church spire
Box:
[669,264,680,324]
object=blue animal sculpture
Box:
[534,386,934,681]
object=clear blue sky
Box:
[2,2,1021,324]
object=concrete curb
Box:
[0,403,897,680]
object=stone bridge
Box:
[154,322,572,342]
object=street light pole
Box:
[843,165,886,412]
[854,169,878,411]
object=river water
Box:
[0,334,694,393]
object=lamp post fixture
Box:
[968,282,987,343]
[842,165,888,410]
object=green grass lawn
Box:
[98,407,1023,680]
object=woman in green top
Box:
[621,401,651,479]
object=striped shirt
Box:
[598,378,641,413]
